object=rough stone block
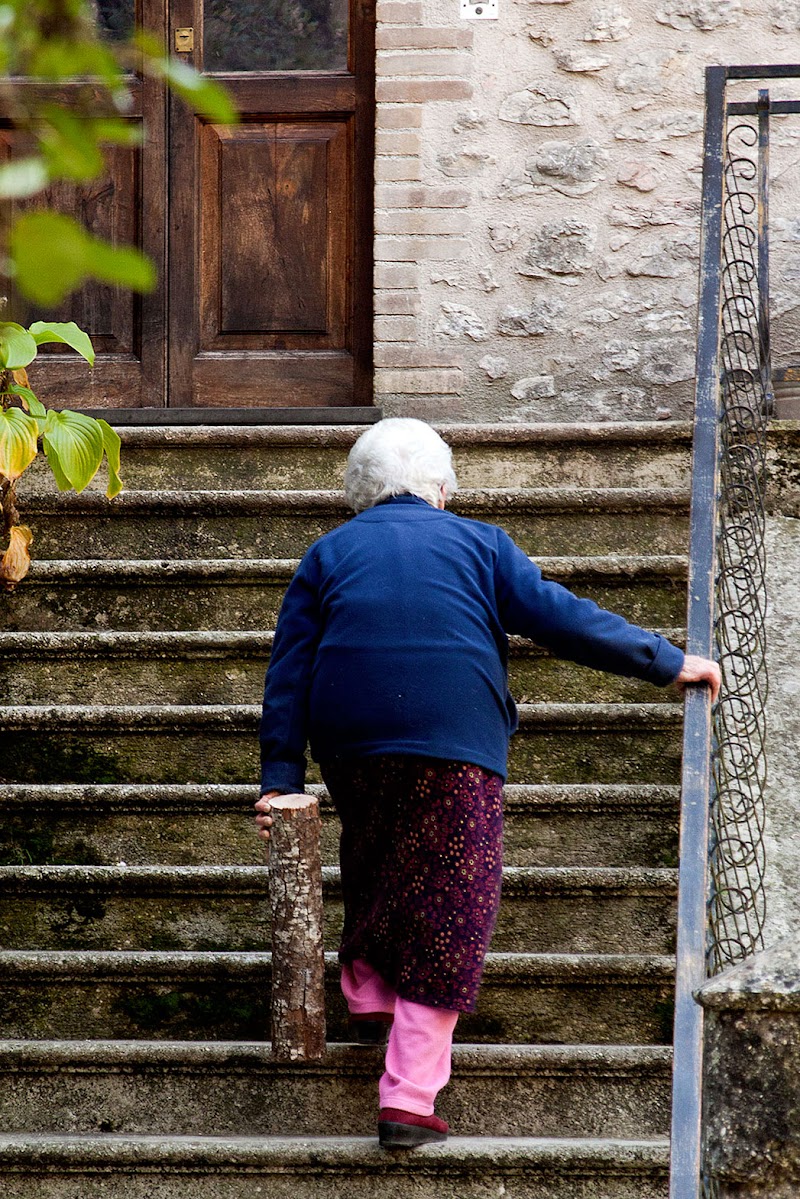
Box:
[497,298,566,336]
[518,221,597,277]
[436,304,489,341]
[499,83,580,126]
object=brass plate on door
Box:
[175,27,194,52]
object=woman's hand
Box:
[255,792,279,841]
[675,655,722,704]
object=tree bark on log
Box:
[268,793,327,1062]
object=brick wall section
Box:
[374,0,474,415]
[372,0,800,422]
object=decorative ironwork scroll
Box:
[707,105,770,975]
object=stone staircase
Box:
[0,421,692,1197]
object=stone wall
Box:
[373,0,800,421]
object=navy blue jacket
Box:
[260,495,684,793]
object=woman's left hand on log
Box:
[255,792,279,841]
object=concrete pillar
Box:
[697,936,800,1199]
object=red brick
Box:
[377,27,473,49]
[377,80,473,102]
[375,368,465,395]
[376,105,424,130]
[375,185,470,208]
[375,209,471,235]
[374,158,423,181]
[375,235,470,261]
[374,345,461,367]
[377,0,423,23]
[374,289,422,315]
[376,235,470,261]
[374,263,421,288]
[377,51,470,76]
[374,315,418,341]
[375,130,422,156]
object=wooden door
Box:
[167,0,374,409]
[5,0,374,411]
[1,0,168,409]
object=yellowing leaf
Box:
[11,368,30,388]
[0,407,39,480]
[97,418,123,498]
[0,525,33,590]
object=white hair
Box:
[344,418,458,513]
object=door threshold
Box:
[75,407,383,427]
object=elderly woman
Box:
[255,417,719,1149]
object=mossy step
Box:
[0,865,676,955]
[0,783,680,869]
[2,554,688,632]
[19,419,692,493]
[0,1134,670,1199]
[20,487,690,560]
[0,628,686,707]
[0,1040,671,1139]
[0,951,675,1044]
[0,702,683,786]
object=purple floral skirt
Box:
[320,755,504,1013]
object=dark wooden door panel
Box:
[199,121,348,347]
[1,66,167,409]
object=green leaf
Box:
[40,107,105,182]
[29,321,95,366]
[0,322,38,370]
[97,418,123,498]
[42,409,104,493]
[10,212,156,306]
[0,407,39,480]
[8,383,45,413]
[43,441,72,492]
[138,40,237,124]
[0,157,49,199]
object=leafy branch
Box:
[0,0,237,305]
[0,318,119,589]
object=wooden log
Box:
[268,793,327,1062]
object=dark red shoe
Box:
[378,1107,448,1148]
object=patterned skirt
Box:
[320,755,504,1013]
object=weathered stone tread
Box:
[0,701,683,732]
[0,863,677,897]
[0,949,675,981]
[21,486,690,514]
[0,1131,671,1171]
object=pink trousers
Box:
[341,958,459,1116]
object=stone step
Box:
[0,951,675,1044]
[0,1040,672,1139]
[0,1133,670,1199]
[18,420,693,493]
[0,865,676,955]
[0,628,686,707]
[2,554,688,632]
[0,783,680,870]
[19,487,690,560]
[0,702,683,787]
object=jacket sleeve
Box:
[259,548,323,794]
[493,529,684,685]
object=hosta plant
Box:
[0,319,122,591]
